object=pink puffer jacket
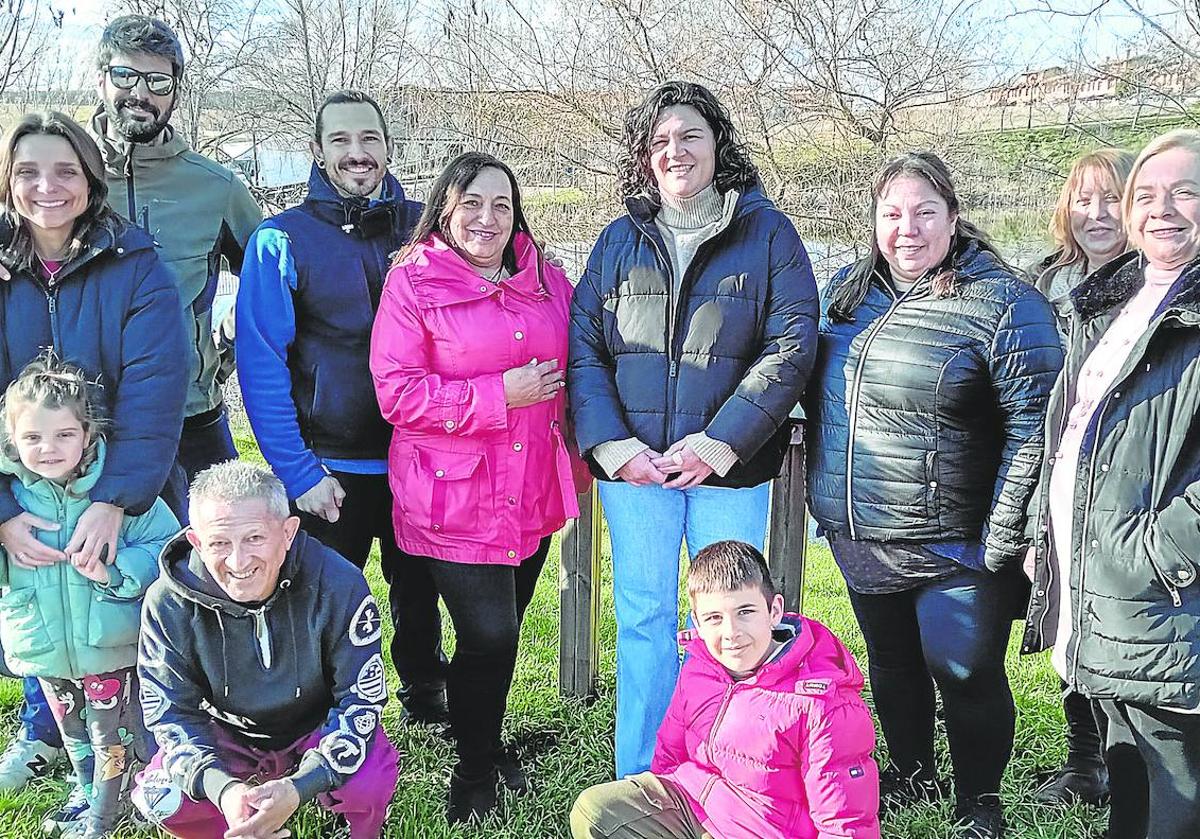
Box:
[652,614,880,839]
[370,232,580,565]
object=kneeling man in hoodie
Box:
[131,461,399,838]
[571,540,881,839]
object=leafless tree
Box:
[0,0,56,103]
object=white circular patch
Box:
[140,680,169,725]
[349,653,387,703]
[340,703,381,738]
[319,730,368,775]
[349,596,383,647]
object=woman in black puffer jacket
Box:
[805,152,1062,838]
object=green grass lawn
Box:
[0,434,1108,837]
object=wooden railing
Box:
[558,420,808,698]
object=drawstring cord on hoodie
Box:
[283,580,301,700]
[214,610,230,698]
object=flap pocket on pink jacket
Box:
[403,446,496,540]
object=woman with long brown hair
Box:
[371,151,581,824]
[806,152,1062,838]
[0,110,186,833]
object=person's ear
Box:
[185,528,202,551]
[769,592,785,623]
[309,139,324,168]
[283,515,301,546]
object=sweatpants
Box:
[1098,699,1200,839]
[570,772,712,839]
[133,726,398,839]
[39,667,142,833]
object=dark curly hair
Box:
[618,81,758,201]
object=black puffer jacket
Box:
[568,187,818,488]
[805,241,1063,570]
[1023,253,1200,710]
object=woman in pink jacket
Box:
[370,151,580,824]
[571,540,880,839]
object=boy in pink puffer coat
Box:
[571,540,880,839]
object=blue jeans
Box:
[845,565,1023,799]
[160,406,239,524]
[599,480,771,777]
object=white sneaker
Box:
[42,783,90,836]
[0,733,64,792]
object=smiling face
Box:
[1129,146,1200,270]
[8,403,87,484]
[692,584,785,677]
[311,101,390,200]
[186,498,300,604]
[1069,167,1126,268]
[875,174,957,284]
[97,50,177,143]
[445,166,514,272]
[9,134,91,253]
[648,104,716,202]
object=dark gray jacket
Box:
[805,242,1063,570]
[568,187,818,488]
[1022,252,1200,710]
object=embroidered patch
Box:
[162,744,204,777]
[319,730,368,775]
[340,703,381,738]
[83,674,124,709]
[349,596,383,647]
[140,679,169,725]
[849,765,866,779]
[154,723,188,751]
[133,770,183,823]
[350,654,387,703]
[797,678,832,696]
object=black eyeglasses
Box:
[107,65,177,96]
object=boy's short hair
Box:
[687,540,778,604]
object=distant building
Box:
[221,138,311,188]
[988,56,1200,107]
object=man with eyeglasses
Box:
[90,15,261,513]
[0,14,261,823]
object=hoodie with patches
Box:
[138,529,389,807]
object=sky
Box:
[43,0,1185,83]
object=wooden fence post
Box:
[768,420,808,613]
[559,485,602,698]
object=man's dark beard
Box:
[109,98,172,143]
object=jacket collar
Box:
[1071,251,1200,321]
[0,217,153,284]
[90,106,189,177]
[400,231,549,307]
[301,163,408,232]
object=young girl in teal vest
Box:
[0,354,178,838]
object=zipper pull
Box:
[1168,582,1182,608]
[669,360,678,378]
[47,295,56,315]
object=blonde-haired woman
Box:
[1029,148,1136,331]
[1024,148,1135,808]
[1022,128,1200,839]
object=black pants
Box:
[423,536,552,777]
[846,566,1021,800]
[1062,680,1106,770]
[298,471,446,686]
[1098,699,1200,839]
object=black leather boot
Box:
[446,767,499,824]
[397,679,450,728]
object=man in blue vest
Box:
[235,91,447,724]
